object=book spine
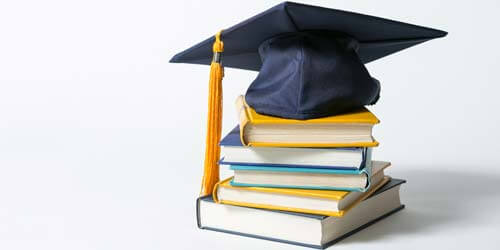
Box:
[196,196,203,229]
[358,163,371,192]
[236,95,250,146]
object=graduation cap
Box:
[170,1,447,195]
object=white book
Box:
[220,127,372,169]
[197,178,405,249]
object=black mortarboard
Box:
[171,1,446,119]
[170,1,446,195]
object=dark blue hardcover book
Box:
[220,126,371,170]
[197,178,406,249]
[219,126,244,147]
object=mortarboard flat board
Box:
[170,1,447,70]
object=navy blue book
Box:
[197,178,405,249]
[220,126,372,170]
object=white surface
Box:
[0,0,499,249]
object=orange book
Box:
[236,95,379,147]
[213,173,391,217]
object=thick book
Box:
[236,95,379,147]
[220,126,372,170]
[213,172,389,217]
[198,178,406,249]
[230,161,389,192]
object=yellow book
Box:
[213,174,390,217]
[236,95,379,147]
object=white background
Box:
[1,0,499,249]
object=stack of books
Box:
[197,96,406,249]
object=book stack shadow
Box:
[197,96,406,249]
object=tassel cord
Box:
[200,31,224,196]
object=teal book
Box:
[230,161,390,192]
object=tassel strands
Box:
[200,31,224,196]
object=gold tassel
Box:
[200,31,224,196]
